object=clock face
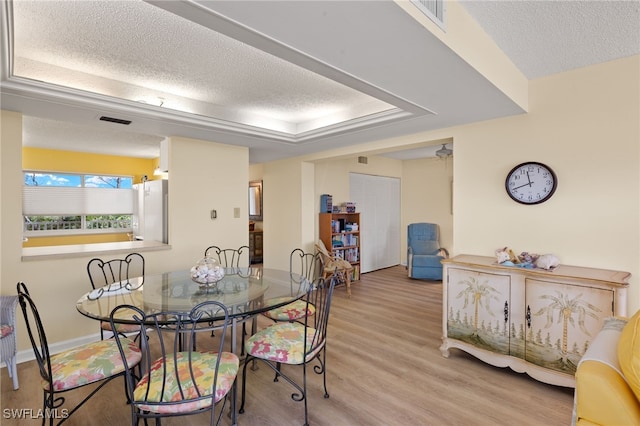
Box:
[505,162,557,205]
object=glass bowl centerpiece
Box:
[190,256,225,287]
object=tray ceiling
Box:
[2,0,638,163]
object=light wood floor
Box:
[1,265,574,425]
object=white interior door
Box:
[349,173,400,273]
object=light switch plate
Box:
[234,207,240,218]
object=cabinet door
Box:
[525,279,614,375]
[446,268,511,355]
[254,233,263,257]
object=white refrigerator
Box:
[132,180,168,243]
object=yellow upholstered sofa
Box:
[573,311,640,426]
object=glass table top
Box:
[76,267,309,324]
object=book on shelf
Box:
[350,265,359,280]
[331,233,359,247]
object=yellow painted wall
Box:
[22,233,131,247]
[23,147,156,183]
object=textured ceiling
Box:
[2,0,639,163]
[12,0,396,136]
[460,0,640,79]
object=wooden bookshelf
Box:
[319,212,360,281]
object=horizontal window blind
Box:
[23,187,134,215]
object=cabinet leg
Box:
[439,341,450,358]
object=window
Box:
[23,172,134,235]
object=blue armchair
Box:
[407,223,449,280]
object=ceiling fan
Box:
[435,143,453,158]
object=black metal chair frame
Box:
[87,252,145,340]
[202,245,251,347]
[110,300,237,426]
[263,248,322,326]
[239,275,337,426]
[203,245,250,269]
[289,248,323,286]
[258,248,323,380]
[16,282,136,426]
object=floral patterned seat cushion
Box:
[262,298,315,321]
[134,351,239,414]
[245,322,323,365]
[0,323,13,338]
[43,338,141,392]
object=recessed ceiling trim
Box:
[294,108,415,143]
[146,0,435,116]
[4,0,435,145]
[1,75,422,144]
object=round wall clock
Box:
[505,162,557,205]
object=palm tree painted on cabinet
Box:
[532,290,601,368]
[447,270,510,354]
[456,276,500,335]
[447,269,610,372]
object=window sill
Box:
[22,240,171,261]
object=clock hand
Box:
[512,181,535,190]
[526,172,532,185]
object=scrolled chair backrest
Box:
[289,248,322,284]
[87,253,145,297]
[203,245,249,269]
[110,299,236,412]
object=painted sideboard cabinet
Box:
[440,255,630,388]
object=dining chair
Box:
[204,245,250,269]
[203,245,251,345]
[316,239,354,297]
[262,248,320,323]
[1,295,19,390]
[87,252,145,340]
[16,282,142,425]
[239,275,337,426]
[110,300,239,426]
[259,249,321,381]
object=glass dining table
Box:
[76,266,310,425]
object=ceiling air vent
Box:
[99,116,132,125]
[410,0,446,30]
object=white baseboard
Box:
[12,333,102,365]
